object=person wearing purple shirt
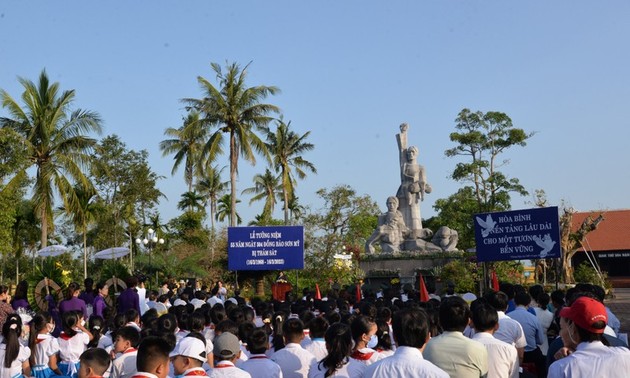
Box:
[59,282,88,319]
[117,276,140,315]
[10,280,31,311]
[78,277,96,307]
[93,281,109,318]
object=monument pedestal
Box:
[360,254,462,291]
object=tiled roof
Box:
[571,209,630,252]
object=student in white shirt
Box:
[170,335,210,378]
[110,326,140,378]
[271,318,316,378]
[29,312,62,378]
[58,311,93,378]
[349,316,381,366]
[134,336,172,378]
[241,328,283,378]
[209,332,251,378]
[365,308,448,378]
[548,296,630,378]
[0,314,31,378]
[308,322,365,378]
[301,317,328,362]
[78,348,111,378]
[471,302,519,378]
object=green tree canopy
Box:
[183,61,280,227]
[1,70,103,247]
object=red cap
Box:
[559,297,608,334]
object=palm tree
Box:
[60,183,101,279]
[0,70,102,247]
[241,168,282,220]
[265,119,316,224]
[160,112,209,192]
[183,62,280,227]
[178,191,205,213]
[287,196,306,224]
[216,194,242,225]
[195,165,227,232]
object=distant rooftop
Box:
[572,209,630,252]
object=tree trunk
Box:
[40,208,48,248]
[255,276,265,297]
[283,188,289,225]
[229,131,237,227]
[84,227,88,279]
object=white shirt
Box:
[240,354,283,378]
[33,333,60,367]
[58,330,90,362]
[272,343,317,378]
[111,348,138,378]
[308,358,366,378]
[208,361,251,378]
[472,332,519,378]
[349,347,382,366]
[302,339,327,361]
[495,311,527,349]
[534,307,554,355]
[137,287,148,315]
[548,341,630,378]
[365,346,448,378]
[0,342,30,378]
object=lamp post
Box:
[135,228,165,288]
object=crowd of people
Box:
[0,276,628,378]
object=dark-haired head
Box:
[392,307,430,348]
[247,327,269,355]
[439,296,471,332]
[2,314,22,368]
[79,348,110,377]
[471,302,498,333]
[320,322,352,377]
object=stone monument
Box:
[365,123,458,254]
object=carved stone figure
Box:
[365,196,409,254]
[396,124,432,239]
[364,123,459,255]
[431,226,459,252]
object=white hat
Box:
[169,337,207,362]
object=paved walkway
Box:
[608,288,630,334]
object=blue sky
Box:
[1,1,629,227]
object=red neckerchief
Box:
[59,332,72,340]
[36,335,49,344]
[350,350,374,361]
[215,361,235,369]
[250,355,268,359]
[123,347,138,354]
[184,368,208,376]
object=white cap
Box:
[169,337,207,362]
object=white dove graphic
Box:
[533,234,556,258]
[476,214,497,237]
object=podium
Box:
[272,282,292,301]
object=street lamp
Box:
[136,228,165,287]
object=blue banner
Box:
[228,226,305,271]
[474,207,561,262]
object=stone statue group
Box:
[365,124,458,255]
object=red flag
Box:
[419,274,430,302]
[491,270,500,292]
[315,284,322,300]
[355,283,362,303]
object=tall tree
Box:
[60,183,101,278]
[0,70,102,247]
[183,62,280,227]
[215,194,242,226]
[241,168,282,220]
[445,108,531,213]
[160,112,208,192]
[265,119,316,224]
[177,191,205,213]
[195,165,227,232]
